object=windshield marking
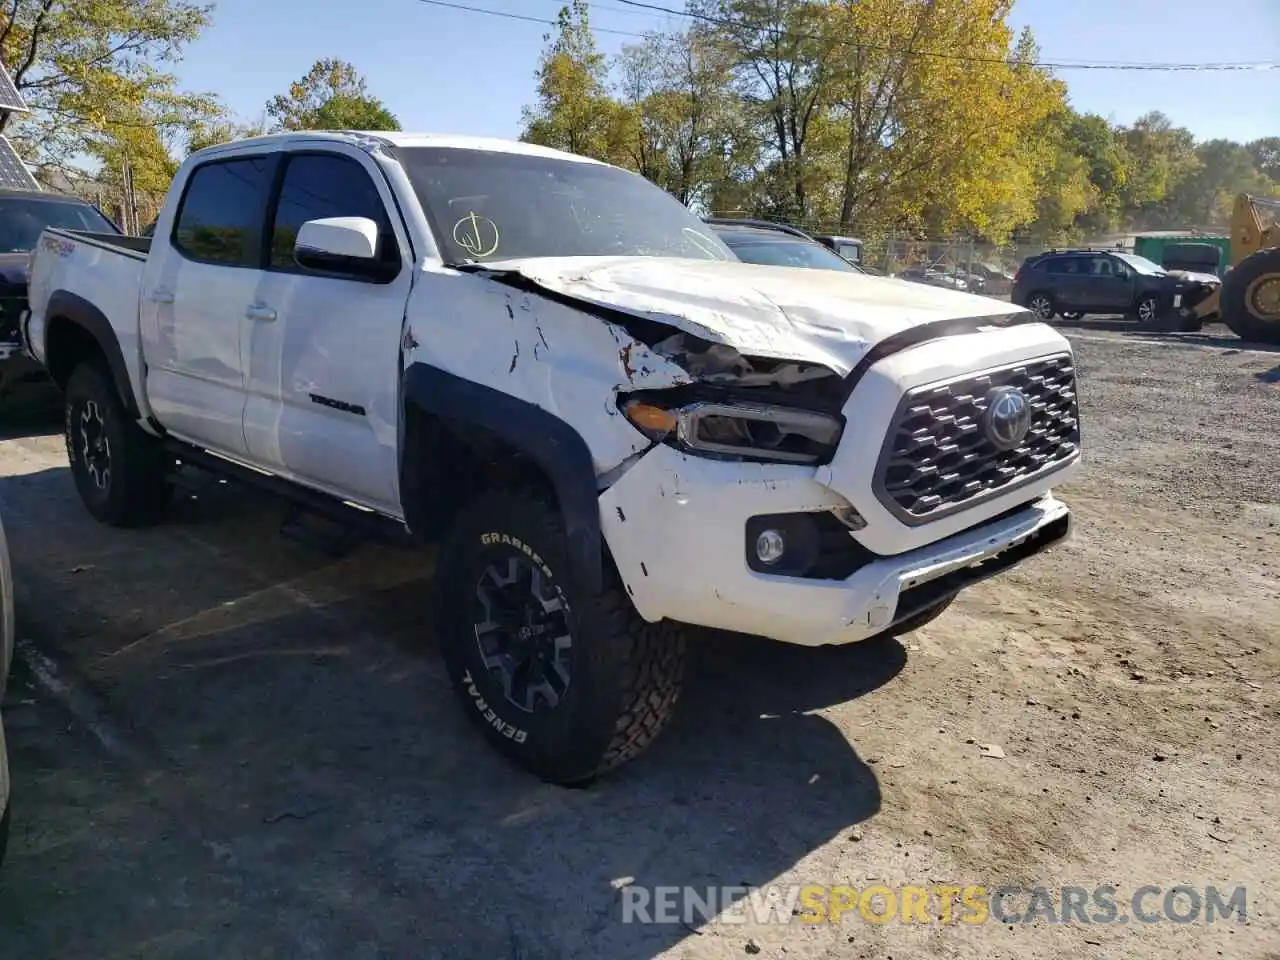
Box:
[452,212,501,259]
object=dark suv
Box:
[1011,249,1219,325]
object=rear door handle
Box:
[245,304,277,322]
[149,288,174,304]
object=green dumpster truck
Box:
[1133,232,1231,277]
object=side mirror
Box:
[294,216,382,276]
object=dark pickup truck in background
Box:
[0,188,120,414]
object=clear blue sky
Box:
[177,0,1280,144]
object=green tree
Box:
[520,0,622,161]
[266,58,399,131]
[185,114,270,155]
[0,0,221,181]
[696,0,834,220]
[1247,136,1280,181]
[614,26,749,206]
[1115,111,1200,227]
[816,1,1068,239]
[1167,138,1276,227]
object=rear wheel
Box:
[64,364,171,527]
[435,489,687,785]
[1027,293,1055,320]
[1219,247,1280,345]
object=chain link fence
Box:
[38,169,165,234]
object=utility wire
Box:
[612,0,1279,71]
[415,0,1279,72]
[414,0,650,37]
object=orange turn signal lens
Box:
[623,401,678,436]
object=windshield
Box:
[719,233,862,273]
[1114,253,1166,276]
[0,197,118,252]
[392,147,733,264]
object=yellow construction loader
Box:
[1187,193,1280,344]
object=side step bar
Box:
[161,440,416,549]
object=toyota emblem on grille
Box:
[983,386,1032,450]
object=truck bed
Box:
[26,228,152,413]
[55,230,152,259]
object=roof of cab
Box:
[188,130,605,166]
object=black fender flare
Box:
[401,362,604,593]
[44,290,140,418]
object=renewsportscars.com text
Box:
[619,883,1248,926]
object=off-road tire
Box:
[1026,292,1056,321]
[435,489,687,785]
[884,596,955,636]
[1219,246,1280,345]
[64,363,170,527]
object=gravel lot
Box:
[0,318,1277,960]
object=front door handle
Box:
[149,288,174,304]
[245,304,277,322]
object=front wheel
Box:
[1219,246,1280,345]
[1134,295,1161,327]
[64,364,170,527]
[435,489,687,785]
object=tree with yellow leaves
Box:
[0,0,221,185]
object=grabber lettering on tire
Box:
[436,488,686,785]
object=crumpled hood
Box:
[482,256,1031,377]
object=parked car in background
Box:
[894,265,970,292]
[970,261,1017,297]
[0,508,13,868]
[1011,248,1220,324]
[706,218,866,273]
[811,233,863,267]
[0,189,121,414]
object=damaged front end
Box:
[619,331,848,467]
[1167,272,1221,314]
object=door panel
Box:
[1091,257,1133,311]
[140,154,275,457]
[242,150,411,515]
[1043,258,1080,308]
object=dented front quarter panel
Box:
[402,266,692,476]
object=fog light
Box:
[755,528,786,565]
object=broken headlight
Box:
[623,397,843,465]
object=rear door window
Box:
[171,157,273,267]
[1045,257,1082,275]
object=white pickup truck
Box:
[23,131,1080,784]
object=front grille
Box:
[874,354,1080,524]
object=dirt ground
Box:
[0,317,1277,960]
